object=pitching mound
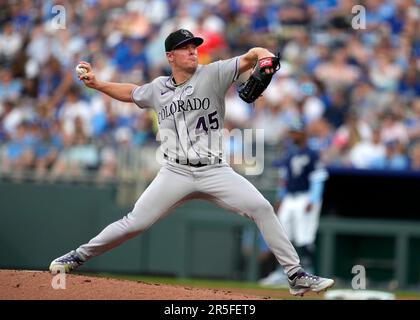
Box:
[0,270,265,300]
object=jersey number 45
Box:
[195,111,219,134]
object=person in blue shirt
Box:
[259,118,328,286]
[369,139,409,170]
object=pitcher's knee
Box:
[123,213,153,235]
[251,200,275,219]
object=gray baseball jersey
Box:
[131,57,239,164]
[75,57,301,277]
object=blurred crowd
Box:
[0,0,420,183]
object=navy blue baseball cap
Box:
[165,29,204,52]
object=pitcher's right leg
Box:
[50,164,196,272]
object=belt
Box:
[164,153,221,168]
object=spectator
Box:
[113,37,148,78]
[298,82,325,125]
[50,124,98,180]
[224,86,252,128]
[379,111,409,146]
[0,22,23,65]
[409,142,420,170]
[349,127,386,169]
[369,50,403,92]
[252,97,290,146]
[59,86,92,138]
[406,99,420,143]
[323,90,349,129]
[307,118,335,163]
[33,125,59,180]
[132,111,154,147]
[398,67,420,102]
[278,0,311,27]
[314,46,361,91]
[2,122,34,176]
[370,139,409,170]
[96,145,117,184]
[0,68,22,102]
[333,110,372,154]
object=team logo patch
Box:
[184,85,194,96]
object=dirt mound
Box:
[0,270,265,300]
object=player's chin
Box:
[185,64,198,73]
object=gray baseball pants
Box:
[77,161,301,277]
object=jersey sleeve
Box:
[208,57,240,96]
[131,82,155,109]
[310,157,329,182]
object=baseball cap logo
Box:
[180,29,192,38]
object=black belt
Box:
[164,153,221,168]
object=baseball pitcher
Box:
[49,29,334,296]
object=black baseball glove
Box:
[238,53,281,103]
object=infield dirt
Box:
[0,269,268,300]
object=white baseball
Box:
[75,65,88,78]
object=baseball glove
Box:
[238,53,281,103]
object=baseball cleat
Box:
[49,250,85,274]
[288,271,335,297]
